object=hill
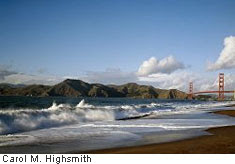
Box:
[0,79,187,99]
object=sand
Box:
[84,110,235,154]
[213,110,235,117]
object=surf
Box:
[0,98,234,135]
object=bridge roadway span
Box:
[193,90,234,94]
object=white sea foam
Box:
[47,101,58,110]
[76,99,94,108]
[48,102,72,110]
[121,105,136,110]
[1,115,235,149]
[0,100,115,135]
[1,99,235,153]
[0,99,234,136]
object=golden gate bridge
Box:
[188,73,235,101]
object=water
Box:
[0,96,235,153]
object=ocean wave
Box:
[0,100,115,135]
[0,99,234,135]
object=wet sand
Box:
[85,110,235,154]
[213,110,235,117]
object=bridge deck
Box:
[192,90,234,94]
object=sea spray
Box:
[0,98,234,135]
[1,98,235,153]
[0,100,115,135]
[76,99,94,108]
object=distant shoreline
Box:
[0,79,188,99]
[83,109,235,154]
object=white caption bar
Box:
[0,154,235,164]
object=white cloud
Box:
[0,65,17,80]
[138,70,235,94]
[0,65,64,85]
[137,56,185,76]
[195,73,235,92]
[207,36,235,71]
[0,73,64,85]
[0,66,137,86]
[81,68,137,85]
[138,71,197,91]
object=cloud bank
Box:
[207,36,235,71]
[137,56,185,76]
[81,68,137,85]
[137,71,196,91]
[2,74,63,85]
[0,65,17,80]
[0,66,63,85]
[137,71,235,92]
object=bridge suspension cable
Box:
[188,73,233,101]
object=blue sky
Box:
[1,0,235,91]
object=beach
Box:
[85,110,235,154]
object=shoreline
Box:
[83,109,235,154]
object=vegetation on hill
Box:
[0,79,187,99]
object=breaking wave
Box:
[0,99,114,135]
[0,99,234,135]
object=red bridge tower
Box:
[188,82,193,99]
[218,73,224,101]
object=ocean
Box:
[0,96,235,153]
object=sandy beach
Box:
[85,109,235,154]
